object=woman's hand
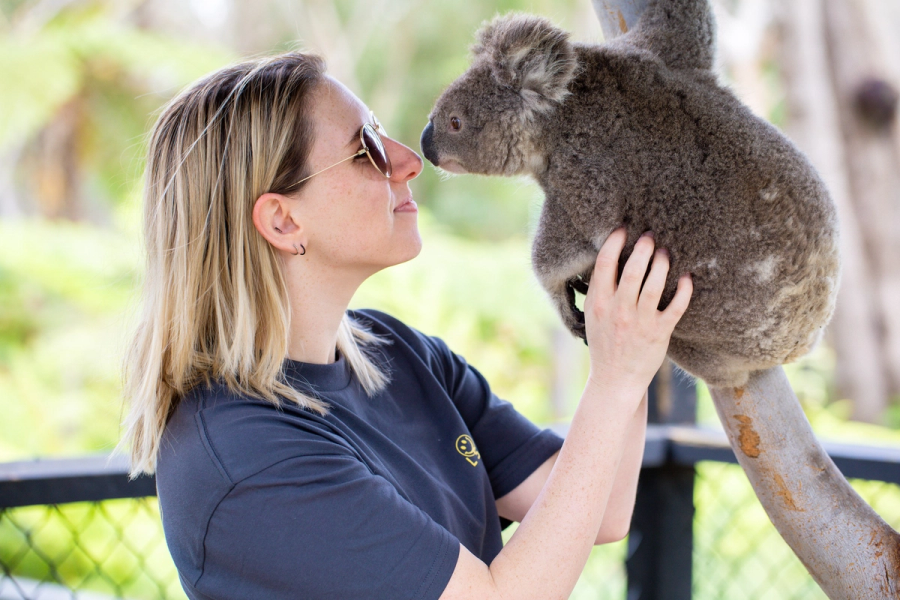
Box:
[584,228,693,400]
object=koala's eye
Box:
[450,116,461,131]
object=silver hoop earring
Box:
[293,244,306,256]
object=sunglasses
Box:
[295,113,392,186]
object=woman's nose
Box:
[386,138,424,182]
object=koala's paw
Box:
[563,278,588,344]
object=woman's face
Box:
[292,76,424,277]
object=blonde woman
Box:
[120,52,692,600]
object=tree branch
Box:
[591,0,650,39]
[711,369,900,599]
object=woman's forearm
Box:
[487,379,645,599]
[595,392,648,543]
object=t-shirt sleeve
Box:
[427,336,565,500]
[192,454,460,600]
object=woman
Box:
[119,52,692,600]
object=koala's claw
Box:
[564,279,589,345]
[569,276,590,296]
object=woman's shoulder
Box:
[159,380,356,488]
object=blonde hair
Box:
[118,52,389,477]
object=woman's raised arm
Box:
[440,229,692,600]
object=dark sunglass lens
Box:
[362,124,392,177]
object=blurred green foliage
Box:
[0,6,234,216]
[0,0,896,461]
[1,1,900,597]
[0,0,603,461]
[0,218,140,458]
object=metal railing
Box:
[0,457,175,600]
[5,363,900,600]
[3,426,900,600]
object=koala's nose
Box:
[420,121,439,166]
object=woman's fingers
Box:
[637,248,669,312]
[591,228,628,295]
[617,233,656,303]
[660,273,693,329]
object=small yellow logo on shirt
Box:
[455,435,481,467]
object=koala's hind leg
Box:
[532,199,605,340]
[617,0,716,71]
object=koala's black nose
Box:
[420,121,439,166]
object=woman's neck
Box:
[284,261,368,365]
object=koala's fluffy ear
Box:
[474,14,578,111]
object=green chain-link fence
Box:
[693,462,900,600]
[2,451,899,599]
[1,498,183,600]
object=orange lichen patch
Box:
[734,387,745,399]
[872,530,885,559]
[734,415,761,458]
[617,10,628,33]
[773,473,804,512]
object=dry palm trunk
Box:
[594,0,900,597]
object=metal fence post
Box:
[625,361,697,600]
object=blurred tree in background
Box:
[1,0,899,466]
[711,0,900,423]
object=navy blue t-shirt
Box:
[156,309,564,600]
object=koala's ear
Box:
[474,14,578,109]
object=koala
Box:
[420,0,841,388]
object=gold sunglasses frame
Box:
[294,115,392,186]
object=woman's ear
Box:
[252,193,305,254]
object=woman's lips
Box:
[394,198,418,213]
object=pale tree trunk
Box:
[592,0,649,40]
[595,1,900,597]
[711,0,776,120]
[776,0,889,422]
[711,370,899,598]
[819,0,900,404]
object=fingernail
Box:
[658,248,669,258]
[640,231,654,240]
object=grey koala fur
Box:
[420,0,840,388]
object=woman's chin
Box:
[376,230,422,271]
[397,232,423,265]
